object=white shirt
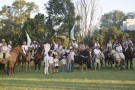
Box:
[70,51,75,60]
[61,58,66,64]
[49,56,54,64]
[8,44,12,51]
[22,45,28,54]
[116,45,123,53]
[94,49,101,55]
[54,43,58,50]
[44,43,50,53]
[54,59,59,66]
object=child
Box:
[61,56,67,72]
[48,52,54,73]
[44,51,49,74]
[67,52,72,72]
[54,55,59,73]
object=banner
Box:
[70,24,75,40]
[26,31,31,47]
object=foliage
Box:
[0,0,38,44]
[22,13,46,43]
[45,0,78,43]
[100,10,125,29]
[83,26,129,47]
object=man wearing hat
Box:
[123,37,133,52]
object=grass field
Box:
[0,60,135,90]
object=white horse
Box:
[110,50,125,69]
[94,52,105,71]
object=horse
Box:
[104,48,115,68]
[93,51,105,71]
[124,44,134,69]
[109,49,125,69]
[24,47,32,71]
[75,48,91,71]
[0,45,25,75]
[34,45,44,70]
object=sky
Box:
[0,0,135,18]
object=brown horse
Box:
[0,45,25,75]
[34,45,44,70]
[17,47,32,71]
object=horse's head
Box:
[16,45,25,55]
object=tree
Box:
[0,0,38,44]
[45,0,76,45]
[100,10,125,29]
[75,0,101,40]
[22,13,46,42]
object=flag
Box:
[70,24,75,40]
[26,31,31,47]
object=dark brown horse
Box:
[0,45,25,75]
[124,44,134,69]
[75,48,91,71]
[34,45,44,70]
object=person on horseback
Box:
[123,37,133,52]
[22,41,28,55]
[107,40,112,49]
[0,39,9,61]
[94,40,100,48]
[115,43,123,53]
[7,40,12,51]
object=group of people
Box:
[43,41,77,74]
[0,36,134,74]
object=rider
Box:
[22,41,28,55]
[0,39,9,60]
[7,40,12,51]
[94,40,100,48]
[123,37,133,52]
[115,43,123,53]
[31,41,38,52]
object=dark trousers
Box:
[3,53,5,59]
[71,60,74,72]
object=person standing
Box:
[69,48,76,72]
[48,52,54,73]
[53,55,59,73]
[44,43,51,74]
[61,56,67,72]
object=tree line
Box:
[0,0,135,47]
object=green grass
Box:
[0,60,135,90]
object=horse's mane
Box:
[10,46,19,53]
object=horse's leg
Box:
[98,62,101,71]
[81,61,83,71]
[130,58,133,69]
[38,60,41,70]
[126,59,128,69]
[26,62,27,71]
[94,62,97,71]
[28,61,31,71]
